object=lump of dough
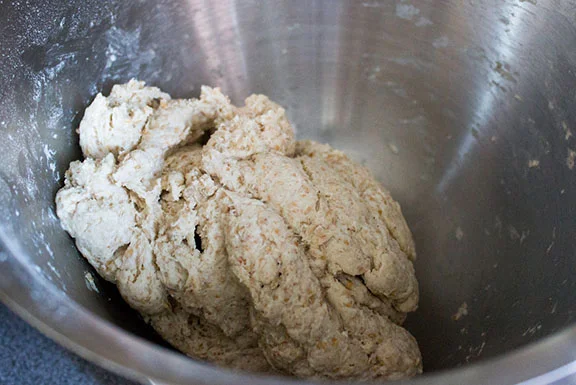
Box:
[56,79,422,379]
[79,79,170,159]
[56,154,135,282]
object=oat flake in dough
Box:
[56,79,422,380]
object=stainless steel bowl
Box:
[1,0,576,384]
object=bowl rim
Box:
[1,231,576,385]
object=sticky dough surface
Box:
[56,80,422,380]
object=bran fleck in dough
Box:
[56,79,422,380]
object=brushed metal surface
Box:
[1,0,576,384]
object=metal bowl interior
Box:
[1,0,576,384]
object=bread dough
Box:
[56,80,422,380]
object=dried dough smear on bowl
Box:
[55,79,422,380]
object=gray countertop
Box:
[0,304,137,385]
